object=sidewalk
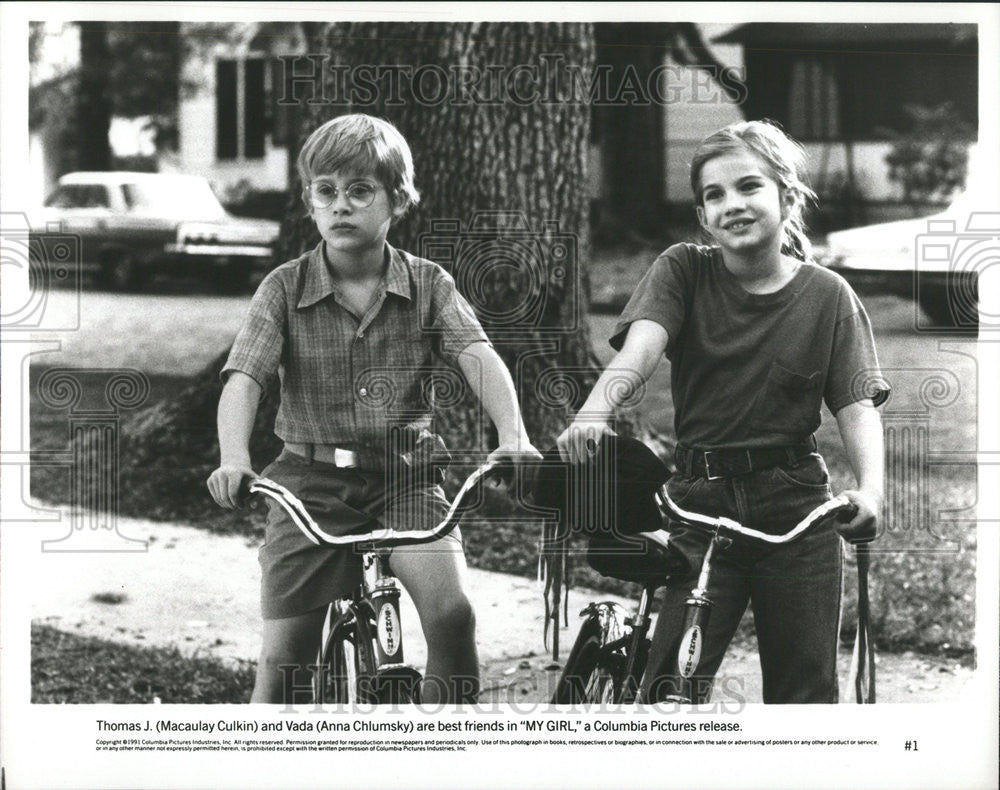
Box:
[30,516,630,673]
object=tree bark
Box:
[77,21,113,171]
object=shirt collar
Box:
[297,241,412,309]
[383,243,412,301]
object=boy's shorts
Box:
[258,448,458,620]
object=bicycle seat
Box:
[586,529,693,588]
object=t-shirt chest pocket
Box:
[750,361,823,434]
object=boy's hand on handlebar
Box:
[835,489,880,544]
[207,464,257,510]
[488,438,543,465]
[556,420,615,465]
[486,439,542,489]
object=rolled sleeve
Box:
[824,290,891,413]
[609,246,692,355]
[430,269,491,364]
[221,273,287,388]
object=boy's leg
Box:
[389,531,479,704]
[252,607,327,704]
[749,523,842,704]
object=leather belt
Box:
[284,442,358,468]
[674,435,817,480]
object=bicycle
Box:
[243,460,507,705]
[552,488,863,705]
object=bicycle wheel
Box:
[354,613,410,704]
[584,646,624,704]
[552,617,624,705]
[315,610,379,704]
[315,627,350,703]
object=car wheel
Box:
[212,265,252,294]
[101,253,144,292]
[918,282,978,333]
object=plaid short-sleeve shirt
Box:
[222,241,491,469]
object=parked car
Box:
[32,172,279,291]
[816,151,996,331]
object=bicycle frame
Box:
[554,490,862,707]
[247,460,504,705]
[652,491,860,704]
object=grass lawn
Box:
[31,624,255,704]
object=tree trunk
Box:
[77,21,113,171]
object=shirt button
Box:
[359,387,368,397]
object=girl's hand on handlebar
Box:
[556,420,615,466]
[835,489,880,544]
[207,464,257,510]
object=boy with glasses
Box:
[208,114,541,704]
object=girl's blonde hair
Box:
[297,114,420,217]
[690,120,817,261]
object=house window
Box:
[787,58,840,141]
[216,58,266,160]
[744,46,976,142]
[840,51,977,140]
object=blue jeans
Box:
[641,453,843,704]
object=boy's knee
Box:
[257,634,319,675]
[424,595,476,639]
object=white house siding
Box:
[661,25,745,204]
[170,25,297,197]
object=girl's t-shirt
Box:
[610,243,890,449]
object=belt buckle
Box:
[334,448,357,467]
[703,450,753,480]
[703,451,724,481]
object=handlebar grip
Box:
[236,475,257,509]
[485,458,516,487]
[835,500,877,544]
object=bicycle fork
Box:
[659,529,728,703]
[370,554,406,668]
[365,553,423,702]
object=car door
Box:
[43,184,115,267]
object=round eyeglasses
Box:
[306,180,379,210]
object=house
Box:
[38,21,976,230]
[661,22,978,226]
[163,22,307,204]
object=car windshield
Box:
[120,178,228,220]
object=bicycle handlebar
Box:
[242,460,509,548]
[658,487,858,544]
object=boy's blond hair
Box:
[297,114,420,215]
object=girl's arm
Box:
[834,399,884,542]
[457,342,543,463]
[207,371,262,509]
[556,319,669,464]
